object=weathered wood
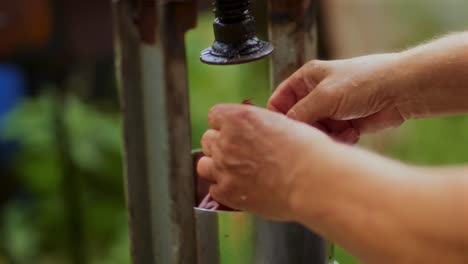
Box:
[113,0,197,263]
[268,0,319,88]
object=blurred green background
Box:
[1,1,468,263]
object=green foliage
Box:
[1,92,128,264]
[390,116,468,165]
[335,246,361,264]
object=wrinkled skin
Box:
[198,54,408,219]
[268,54,406,142]
[197,32,468,263]
[197,99,255,211]
[197,104,331,221]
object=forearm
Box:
[394,32,468,119]
[291,144,468,263]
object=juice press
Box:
[113,0,335,263]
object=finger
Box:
[335,128,360,145]
[201,129,220,157]
[207,104,229,130]
[197,156,217,183]
[209,184,245,211]
[268,61,326,114]
[208,184,234,210]
[312,122,329,133]
[351,108,404,134]
[321,119,353,136]
[267,71,309,114]
[268,61,329,114]
[287,87,334,124]
[208,104,248,130]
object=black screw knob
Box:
[200,0,274,65]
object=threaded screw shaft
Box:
[214,0,252,24]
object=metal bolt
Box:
[200,0,274,65]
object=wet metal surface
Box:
[268,0,318,87]
[195,209,331,264]
[266,0,332,262]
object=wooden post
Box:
[113,1,198,263]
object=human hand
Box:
[196,104,332,221]
[268,54,407,143]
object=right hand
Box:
[267,53,407,143]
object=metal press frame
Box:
[113,0,322,263]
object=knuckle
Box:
[219,153,239,169]
[316,84,337,100]
[218,135,241,153]
[218,136,230,150]
[201,132,210,147]
[224,141,241,155]
[319,86,343,117]
[208,105,225,125]
[299,60,330,92]
[207,107,217,125]
[210,186,224,202]
[293,100,308,114]
[234,107,260,127]
[217,177,236,197]
[305,59,321,69]
[208,105,218,118]
[233,107,251,120]
[305,59,329,74]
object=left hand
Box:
[197,104,331,221]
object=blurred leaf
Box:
[2,201,40,264]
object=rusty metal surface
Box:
[113,0,197,263]
[266,1,331,263]
[268,0,318,88]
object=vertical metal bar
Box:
[268,0,318,88]
[266,1,331,263]
[113,1,197,263]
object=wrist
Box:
[377,52,420,121]
[394,33,468,119]
[287,139,351,225]
[290,144,422,261]
[390,50,431,120]
[288,142,411,234]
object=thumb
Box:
[286,89,333,124]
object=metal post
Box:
[113,1,198,263]
[266,0,332,263]
[268,0,318,87]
